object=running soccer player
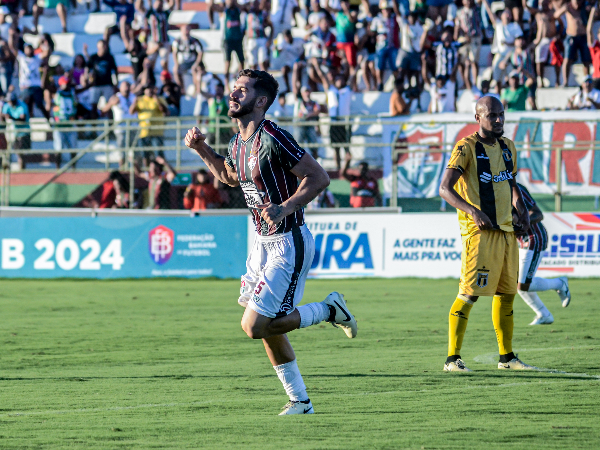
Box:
[184,69,358,415]
[439,95,536,372]
[516,182,571,325]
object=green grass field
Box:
[1,278,599,449]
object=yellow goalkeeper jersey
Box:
[447,132,518,237]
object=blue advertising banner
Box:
[0,215,247,278]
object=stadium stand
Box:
[0,0,598,209]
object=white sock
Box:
[274,359,308,402]
[518,289,550,317]
[529,277,563,292]
[297,302,330,328]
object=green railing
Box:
[1,115,598,211]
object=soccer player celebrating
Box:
[516,182,571,325]
[439,96,536,372]
[185,69,358,414]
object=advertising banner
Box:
[381,111,600,199]
[538,212,600,277]
[0,215,247,278]
[246,212,600,279]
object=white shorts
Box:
[246,37,269,66]
[518,247,543,284]
[240,225,315,318]
[535,37,550,64]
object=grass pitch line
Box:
[1,401,215,418]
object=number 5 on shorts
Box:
[254,281,266,295]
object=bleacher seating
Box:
[9,0,594,174]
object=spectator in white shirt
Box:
[269,92,292,118]
[567,76,600,109]
[17,44,50,119]
[271,0,299,39]
[398,13,423,90]
[428,74,456,113]
[323,73,352,170]
[483,0,523,83]
[306,0,327,31]
[274,29,306,92]
[193,62,221,119]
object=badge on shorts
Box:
[476,269,489,288]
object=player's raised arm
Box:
[439,168,493,230]
[185,127,239,187]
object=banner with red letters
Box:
[380,111,600,199]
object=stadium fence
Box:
[1,114,599,211]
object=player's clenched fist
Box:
[256,202,287,227]
[185,127,206,152]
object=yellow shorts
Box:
[459,230,518,296]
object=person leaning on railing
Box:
[206,82,235,156]
[183,168,222,211]
[129,85,168,167]
[341,152,381,208]
[2,92,30,170]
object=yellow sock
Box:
[448,295,474,357]
[492,294,515,356]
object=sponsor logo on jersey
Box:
[480,172,492,183]
[240,181,265,207]
[149,225,174,265]
[493,170,513,183]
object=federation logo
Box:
[149,225,174,265]
[502,147,512,162]
[476,269,489,288]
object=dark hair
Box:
[150,159,163,172]
[216,82,225,89]
[237,69,279,111]
[109,171,130,192]
[42,33,55,52]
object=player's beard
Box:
[228,97,257,118]
[482,125,504,139]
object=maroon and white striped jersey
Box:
[225,119,306,236]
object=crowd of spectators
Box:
[199,0,600,114]
[1,0,600,209]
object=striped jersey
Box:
[225,119,306,236]
[517,183,548,252]
[435,43,458,77]
[447,132,518,236]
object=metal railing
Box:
[0,114,598,211]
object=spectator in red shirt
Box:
[98,177,117,208]
[183,168,222,210]
[341,153,381,208]
[587,3,600,87]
